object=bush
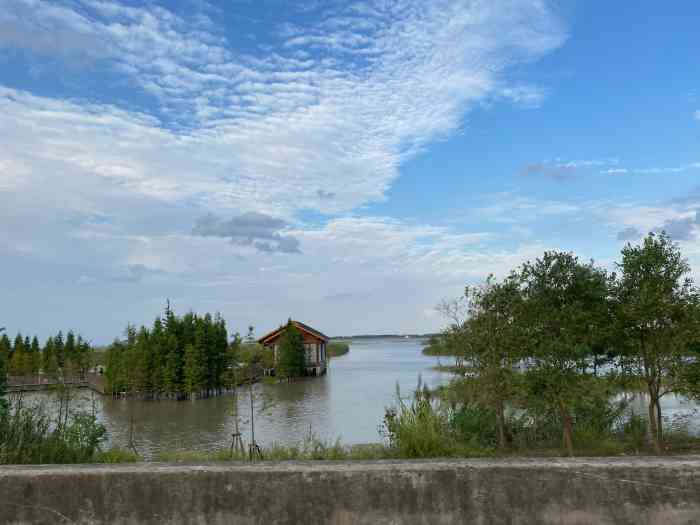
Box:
[422,335,455,357]
[450,404,498,448]
[96,447,142,463]
[618,414,647,451]
[0,397,107,464]
[512,375,627,452]
[382,382,461,458]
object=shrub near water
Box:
[0,398,107,464]
[326,342,350,358]
[381,382,477,458]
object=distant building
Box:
[258,320,329,376]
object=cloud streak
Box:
[522,159,617,181]
[601,162,700,176]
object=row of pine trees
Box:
[0,331,92,379]
[104,306,233,399]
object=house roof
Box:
[258,320,330,345]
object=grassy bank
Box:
[84,431,700,464]
[327,341,350,358]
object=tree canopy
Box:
[276,320,306,379]
[104,305,230,400]
[434,232,700,455]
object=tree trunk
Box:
[647,383,661,454]
[558,399,574,457]
[655,394,663,451]
[496,400,507,450]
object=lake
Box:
[22,338,700,457]
[64,338,448,458]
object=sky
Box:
[0,0,699,342]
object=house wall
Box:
[264,334,327,366]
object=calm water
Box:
[55,338,448,458]
[24,338,700,457]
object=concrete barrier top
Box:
[2,457,700,525]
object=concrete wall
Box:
[1,458,700,525]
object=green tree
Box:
[277,320,305,378]
[677,340,700,402]
[102,304,231,400]
[43,337,59,379]
[74,336,92,379]
[0,333,10,362]
[64,331,76,375]
[162,333,180,397]
[183,343,204,397]
[104,339,127,394]
[453,274,525,449]
[613,232,700,453]
[0,329,7,417]
[224,333,242,389]
[519,251,611,456]
[10,334,26,376]
[54,331,65,371]
[29,336,41,376]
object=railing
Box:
[7,373,106,394]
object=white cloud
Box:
[635,165,698,174]
[0,0,566,216]
[475,193,582,222]
[606,202,700,244]
[602,162,700,175]
[694,110,700,121]
[521,158,618,180]
[0,0,569,337]
[497,85,547,108]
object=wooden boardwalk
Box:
[7,374,106,395]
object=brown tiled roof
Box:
[257,320,329,344]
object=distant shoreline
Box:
[330,334,437,341]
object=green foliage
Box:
[155,439,393,463]
[95,447,142,463]
[449,404,499,448]
[511,252,610,455]
[0,329,93,381]
[238,342,274,369]
[277,321,305,378]
[104,305,230,400]
[421,335,457,357]
[0,345,7,419]
[460,275,525,449]
[381,381,470,458]
[619,414,648,451]
[0,399,107,464]
[326,341,349,357]
[613,231,700,452]
[434,233,700,456]
[677,352,700,401]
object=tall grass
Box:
[0,392,107,464]
[380,379,490,458]
[155,437,389,462]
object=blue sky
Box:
[0,0,698,341]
